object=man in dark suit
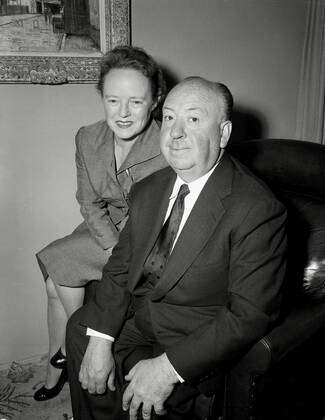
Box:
[66,77,287,420]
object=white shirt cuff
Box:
[172,365,185,383]
[165,354,184,383]
[86,327,115,342]
[86,330,184,382]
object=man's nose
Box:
[119,102,131,118]
[170,122,185,139]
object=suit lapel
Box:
[129,168,176,291]
[117,120,161,173]
[151,153,234,301]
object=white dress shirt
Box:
[87,153,224,381]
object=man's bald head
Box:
[168,76,233,122]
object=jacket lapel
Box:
[117,120,161,173]
[129,168,176,291]
[151,153,234,301]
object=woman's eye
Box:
[163,115,173,121]
[131,100,142,105]
[189,117,199,123]
[107,99,117,104]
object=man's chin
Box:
[166,158,194,173]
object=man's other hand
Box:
[78,336,115,394]
[122,353,179,420]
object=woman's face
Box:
[102,68,156,142]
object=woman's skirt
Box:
[36,221,113,287]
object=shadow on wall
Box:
[154,64,179,121]
[230,106,269,144]
[157,64,269,143]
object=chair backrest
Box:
[229,139,325,199]
[229,139,325,305]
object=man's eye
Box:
[131,100,143,105]
[107,99,117,104]
[189,117,199,123]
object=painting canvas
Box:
[0,0,104,54]
[0,0,130,83]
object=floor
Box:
[0,355,72,420]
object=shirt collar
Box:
[169,150,225,200]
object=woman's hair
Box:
[96,45,166,105]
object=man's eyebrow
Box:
[185,107,204,112]
[162,106,207,115]
[185,106,208,116]
[162,106,204,111]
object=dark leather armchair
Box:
[84,139,325,420]
[223,139,325,420]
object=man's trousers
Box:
[66,307,222,420]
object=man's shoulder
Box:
[228,154,285,216]
[132,166,174,194]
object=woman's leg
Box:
[44,279,85,388]
[44,277,68,388]
[53,283,85,355]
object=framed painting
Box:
[0,0,130,84]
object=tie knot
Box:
[178,184,190,200]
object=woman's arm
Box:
[75,128,120,250]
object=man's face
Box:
[102,68,155,142]
[160,83,231,181]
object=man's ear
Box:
[220,120,232,148]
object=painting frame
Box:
[0,0,130,84]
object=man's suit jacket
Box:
[79,152,287,382]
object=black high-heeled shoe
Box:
[50,348,66,369]
[33,367,68,401]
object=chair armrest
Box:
[264,300,325,363]
[223,339,272,419]
[223,300,325,419]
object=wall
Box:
[0,84,102,364]
[132,0,307,140]
[0,0,307,364]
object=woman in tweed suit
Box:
[34,46,167,401]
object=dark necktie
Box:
[143,183,190,284]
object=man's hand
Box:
[79,336,115,394]
[122,353,179,420]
